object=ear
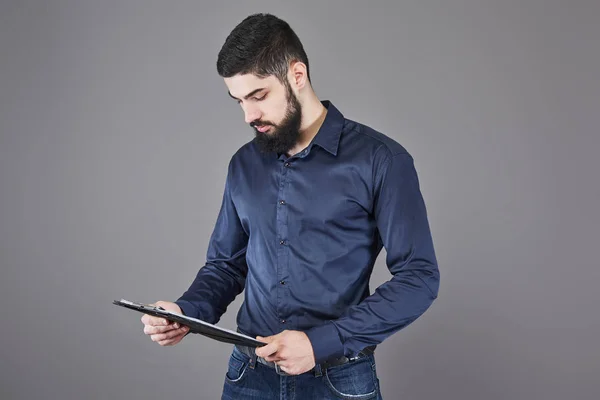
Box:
[289,60,308,90]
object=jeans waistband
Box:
[234,343,375,377]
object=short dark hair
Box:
[216,13,311,85]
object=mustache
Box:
[250,120,275,128]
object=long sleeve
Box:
[305,151,440,363]
[175,160,249,323]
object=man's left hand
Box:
[255,330,316,375]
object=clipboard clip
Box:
[139,303,166,311]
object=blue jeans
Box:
[221,345,383,399]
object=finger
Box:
[158,327,188,346]
[152,326,188,341]
[264,353,283,362]
[277,360,290,369]
[141,314,170,326]
[256,335,273,343]
[144,323,180,335]
[255,341,279,358]
[279,363,301,376]
[277,363,290,374]
[255,344,274,358]
[157,338,178,346]
[151,326,189,342]
[143,321,179,335]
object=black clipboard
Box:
[113,299,265,348]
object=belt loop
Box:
[313,363,322,377]
[248,347,257,369]
[237,345,257,370]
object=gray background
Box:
[1,1,598,399]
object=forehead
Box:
[224,73,280,97]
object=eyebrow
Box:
[228,87,267,101]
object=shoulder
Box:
[344,119,409,156]
[340,118,413,174]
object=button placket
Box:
[275,160,291,326]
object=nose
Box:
[243,104,262,125]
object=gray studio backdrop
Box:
[1,1,598,399]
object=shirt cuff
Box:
[174,300,198,319]
[304,321,345,364]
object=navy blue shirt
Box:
[176,100,440,364]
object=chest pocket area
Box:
[302,193,367,227]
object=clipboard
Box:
[113,299,265,348]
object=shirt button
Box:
[284,162,291,167]
[280,240,286,245]
[279,200,286,205]
[279,280,285,285]
[281,319,286,324]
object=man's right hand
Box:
[141,301,190,346]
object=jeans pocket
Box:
[224,347,250,384]
[324,355,378,400]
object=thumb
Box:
[256,335,274,343]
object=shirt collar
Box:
[310,100,344,157]
[274,100,344,159]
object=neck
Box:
[287,94,327,157]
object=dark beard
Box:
[251,86,302,155]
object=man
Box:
[141,13,439,399]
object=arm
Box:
[175,159,249,324]
[305,151,440,363]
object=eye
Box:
[235,93,266,105]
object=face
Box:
[225,73,302,154]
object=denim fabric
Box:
[221,346,383,400]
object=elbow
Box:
[427,262,440,299]
[412,261,440,300]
